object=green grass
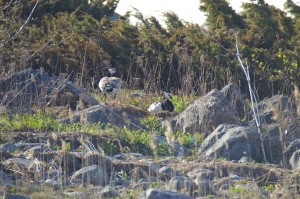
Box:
[0,112,60,132]
[0,90,198,157]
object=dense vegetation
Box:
[0,0,299,98]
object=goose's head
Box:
[163,91,172,100]
[108,68,117,75]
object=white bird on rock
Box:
[98,68,121,101]
[148,91,174,113]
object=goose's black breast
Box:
[161,99,174,112]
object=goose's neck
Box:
[107,72,113,77]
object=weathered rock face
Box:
[249,94,300,165]
[289,149,300,171]
[164,89,241,134]
[198,124,263,162]
[285,140,300,169]
[140,188,192,199]
[60,104,147,130]
[0,68,99,110]
[220,82,247,119]
[70,165,109,186]
[253,95,296,125]
[0,131,295,198]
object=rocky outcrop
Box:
[198,124,263,162]
[220,82,247,119]
[70,165,109,186]
[164,89,241,135]
[249,94,300,164]
[289,149,300,171]
[0,68,99,110]
[140,189,192,199]
[0,131,295,198]
[60,104,147,130]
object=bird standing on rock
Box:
[148,91,174,113]
[98,68,121,102]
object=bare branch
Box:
[1,0,40,47]
[233,31,267,163]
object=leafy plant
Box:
[174,131,195,148]
[117,169,130,181]
[140,116,165,135]
[263,184,275,192]
[0,112,60,131]
[171,95,189,113]
[230,185,248,195]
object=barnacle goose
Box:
[98,68,121,101]
[148,91,174,113]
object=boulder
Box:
[83,153,112,172]
[193,179,214,197]
[140,189,192,199]
[0,143,17,153]
[249,94,300,164]
[0,68,99,110]
[186,169,215,181]
[285,139,300,167]
[164,89,241,135]
[98,186,119,198]
[198,124,263,162]
[5,194,31,199]
[220,82,247,119]
[70,165,109,186]
[60,104,147,130]
[289,149,300,171]
[63,190,89,199]
[253,95,296,125]
[158,166,177,181]
[167,176,193,194]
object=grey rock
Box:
[213,176,240,191]
[285,139,300,165]
[0,68,49,107]
[0,171,15,186]
[167,141,189,157]
[140,189,192,199]
[83,153,112,170]
[65,81,99,107]
[198,124,263,162]
[60,104,146,130]
[63,190,89,199]
[220,82,247,119]
[197,124,237,155]
[3,158,33,171]
[192,179,214,197]
[43,179,58,187]
[168,176,193,193]
[98,186,119,198]
[158,166,176,181]
[0,143,17,153]
[239,156,255,163]
[289,149,300,171]
[253,95,296,125]
[261,123,282,164]
[164,89,240,135]
[187,169,215,180]
[219,184,230,191]
[155,135,167,145]
[70,165,109,186]
[5,194,31,199]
